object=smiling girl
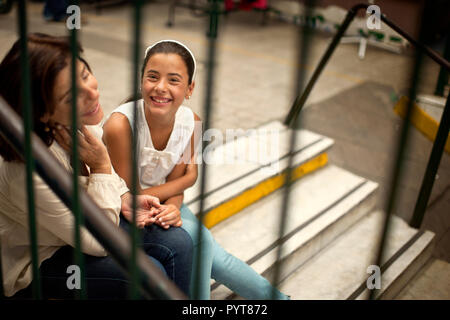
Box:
[103,40,289,300]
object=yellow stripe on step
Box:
[394,96,450,154]
[203,153,329,229]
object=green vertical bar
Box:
[129,0,143,300]
[193,0,219,299]
[368,4,429,301]
[69,0,86,300]
[284,5,360,127]
[272,0,316,299]
[17,0,41,300]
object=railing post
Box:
[369,1,431,300]
[69,0,87,300]
[284,3,367,128]
[410,94,450,228]
[17,0,42,300]
[434,35,449,96]
[130,0,143,300]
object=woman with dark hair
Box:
[0,33,193,299]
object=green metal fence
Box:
[0,0,449,300]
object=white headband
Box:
[144,39,197,82]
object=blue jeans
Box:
[13,216,192,299]
[180,204,289,300]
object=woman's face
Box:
[48,59,103,127]
[141,53,194,120]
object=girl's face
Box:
[141,53,194,120]
[47,59,103,127]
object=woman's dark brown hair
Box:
[0,33,89,162]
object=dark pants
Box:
[13,216,193,299]
[43,0,69,21]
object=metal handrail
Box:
[0,96,187,300]
[284,3,449,128]
[283,2,450,230]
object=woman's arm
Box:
[7,164,122,257]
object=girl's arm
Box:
[144,112,201,201]
[153,113,201,228]
[103,111,201,228]
[139,160,197,202]
[102,113,135,188]
[103,112,200,202]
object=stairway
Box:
[183,121,435,300]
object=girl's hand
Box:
[155,204,182,229]
[54,124,111,174]
[121,193,161,228]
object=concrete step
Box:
[394,95,450,154]
[278,210,435,300]
[209,164,378,299]
[416,94,446,123]
[184,120,334,228]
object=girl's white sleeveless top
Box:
[110,99,195,188]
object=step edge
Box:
[211,180,378,299]
[185,136,334,206]
[355,230,435,300]
[254,182,379,277]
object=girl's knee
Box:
[181,221,213,248]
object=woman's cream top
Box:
[0,125,129,297]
